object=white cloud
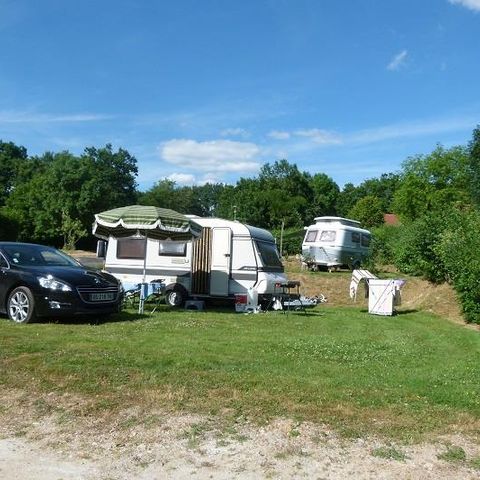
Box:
[220,127,249,138]
[0,111,112,123]
[160,139,261,172]
[166,173,196,185]
[348,115,477,145]
[165,172,222,186]
[294,128,342,145]
[387,50,408,71]
[449,0,480,12]
[267,130,291,140]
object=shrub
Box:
[369,224,403,266]
[392,212,450,283]
[436,208,480,323]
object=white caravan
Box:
[301,216,372,271]
[99,217,287,307]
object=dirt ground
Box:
[1,388,479,480]
[1,258,479,479]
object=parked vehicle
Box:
[97,217,287,307]
[0,242,123,323]
[301,216,371,271]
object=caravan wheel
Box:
[165,287,186,307]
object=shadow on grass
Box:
[358,308,419,316]
[32,310,147,326]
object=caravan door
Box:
[210,227,231,296]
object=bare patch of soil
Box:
[1,389,479,480]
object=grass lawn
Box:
[1,305,480,441]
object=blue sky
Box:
[1,0,479,190]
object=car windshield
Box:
[2,244,80,267]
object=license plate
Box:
[90,292,115,302]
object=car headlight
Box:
[38,275,72,292]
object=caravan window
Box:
[305,230,318,242]
[117,238,146,259]
[319,230,336,242]
[351,232,360,243]
[361,234,371,247]
[255,240,283,269]
[158,240,187,257]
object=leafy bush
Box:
[369,224,403,266]
[392,212,450,283]
[436,208,480,323]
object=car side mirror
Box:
[96,240,107,258]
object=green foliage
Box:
[0,207,18,241]
[435,208,480,323]
[392,211,450,283]
[271,227,304,256]
[5,145,138,245]
[392,145,471,221]
[348,195,384,228]
[0,140,28,206]
[305,172,339,220]
[368,224,402,266]
[139,179,194,213]
[336,173,400,217]
[61,211,88,250]
[467,125,480,207]
[217,160,316,229]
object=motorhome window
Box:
[361,234,371,247]
[351,232,360,243]
[305,230,318,242]
[319,230,336,242]
[117,238,146,259]
[255,240,283,269]
[158,240,187,257]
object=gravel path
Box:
[1,415,479,480]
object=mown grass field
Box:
[1,304,480,441]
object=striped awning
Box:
[92,205,201,240]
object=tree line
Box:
[1,126,480,321]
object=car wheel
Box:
[7,287,36,323]
[165,288,186,307]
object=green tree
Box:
[336,183,362,217]
[306,173,339,219]
[467,125,480,207]
[0,140,28,206]
[348,195,384,228]
[5,145,138,245]
[392,145,471,221]
[61,211,88,250]
[139,179,194,212]
[191,183,227,216]
[436,208,480,323]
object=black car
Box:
[0,242,123,323]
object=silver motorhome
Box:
[100,217,287,306]
[301,216,371,271]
